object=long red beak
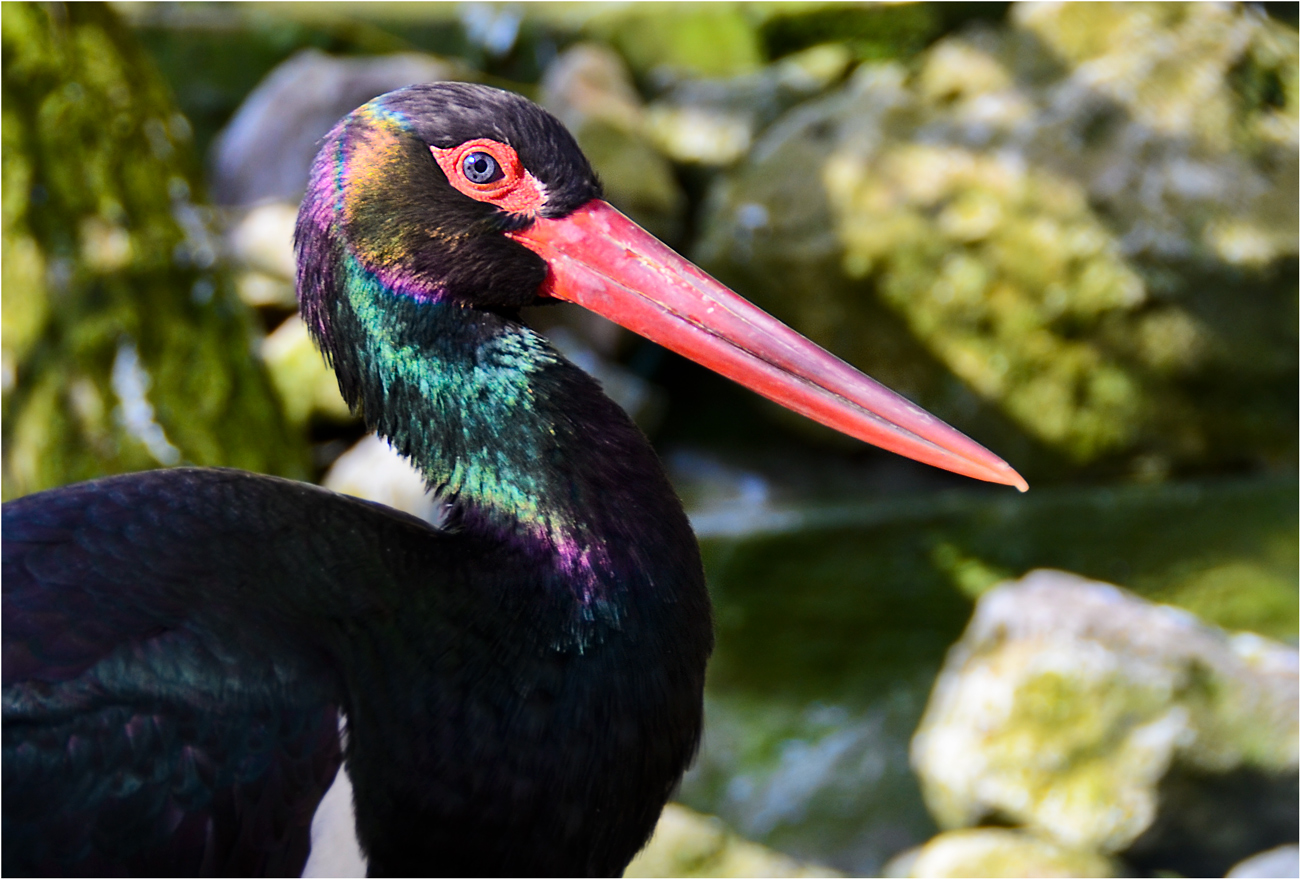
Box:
[508,200,1027,491]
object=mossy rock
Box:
[911,571,1297,873]
[626,803,840,878]
[754,2,1005,65]
[581,4,764,82]
[1,2,308,499]
[883,828,1116,878]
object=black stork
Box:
[2,83,1027,877]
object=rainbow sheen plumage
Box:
[6,83,710,876]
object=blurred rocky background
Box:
[3,2,1295,877]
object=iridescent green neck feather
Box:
[339,255,689,600]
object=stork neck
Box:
[329,255,691,601]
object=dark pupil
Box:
[463,152,500,184]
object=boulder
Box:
[578,5,763,84]
[624,803,839,878]
[911,570,1298,875]
[644,43,853,168]
[882,828,1115,878]
[1227,844,1300,879]
[322,433,443,526]
[261,315,351,426]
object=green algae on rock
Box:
[580,3,764,83]
[825,132,1148,463]
[625,803,841,878]
[261,315,352,427]
[882,827,1116,879]
[644,43,853,169]
[911,571,1298,860]
[1,2,308,499]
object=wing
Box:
[2,468,444,877]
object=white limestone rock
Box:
[1227,844,1300,879]
[911,570,1298,854]
[882,827,1115,879]
[322,433,444,526]
[624,803,840,878]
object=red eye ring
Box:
[431,138,547,217]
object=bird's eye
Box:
[431,138,545,216]
[462,151,502,185]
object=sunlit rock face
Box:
[624,803,841,879]
[321,433,444,527]
[0,3,307,500]
[911,570,1298,877]
[695,2,1298,480]
[882,827,1117,879]
[642,43,854,170]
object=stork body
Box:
[3,83,1023,876]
